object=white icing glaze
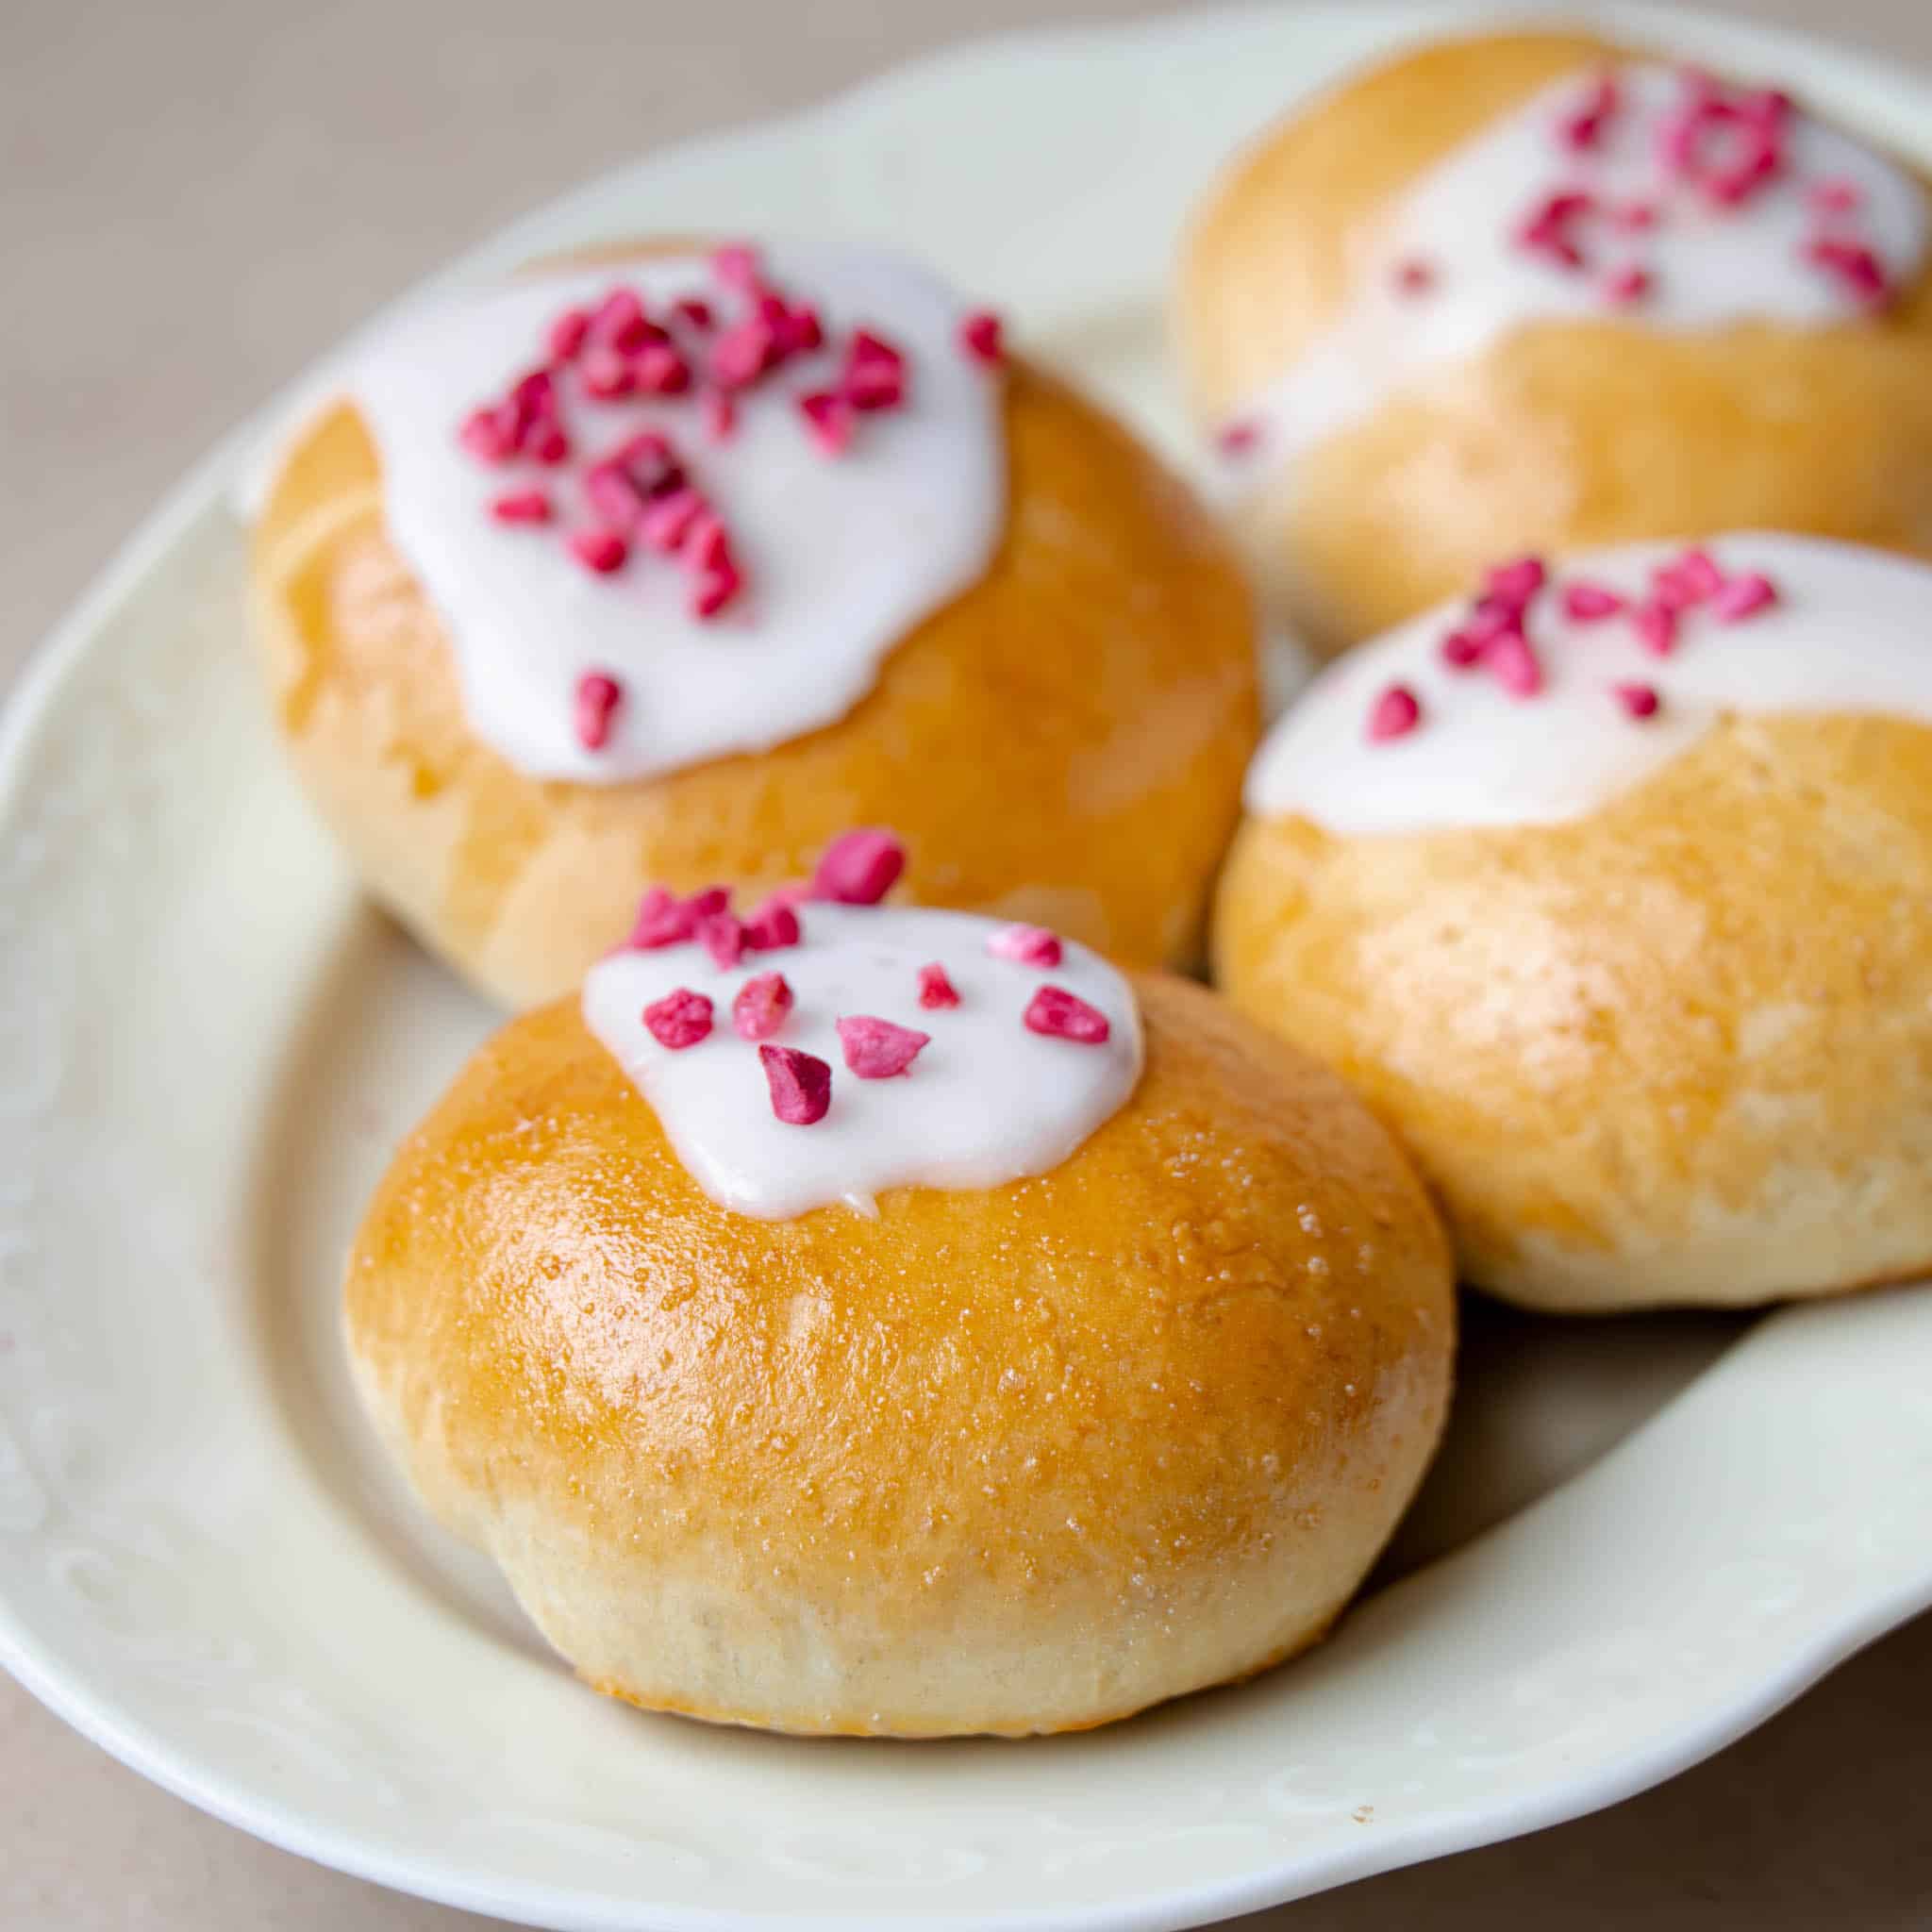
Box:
[1245,534,1932,835]
[1231,64,1927,474]
[581,903,1141,1219]
[298,245,1003,783]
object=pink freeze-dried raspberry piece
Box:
[1631,599,1680,656]
[958,309,1005,365]
[732,973,794,1042]
[568,526,628,575]
[917,962,961,1009]
[699,912,749,970]
[1487,631,1543,699]
[743,897,802,951]
[490,489,553,525]
[836,1014,931,1079]
[643,987,713,1050]
[1023,986,1111,1045]
[628,884,729,949]
[810,828,905,906]
[1485,556,1547,606]
[987,924,1063,969]
[1563,581,1626,621]
[1368,683,1424,740]
[575,671,623,750]
[760,1044,832,1125]
[798,390,856,456]
[1613,682,1662,720]
[1712,572,1779,621]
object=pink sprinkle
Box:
[703,389,737,442]
[987,924,1063,969]
[1485,555,1547,606]
[639,486,708,556]
[1440,631,1486,670]
[810,828,905,906]
[1486,630,1544,699]
[698,912,749,971]
[1808,177,1863,215]
[837,1014,931,1079]
[1558,72,1621,152]
[1605,264,1654,306]
[759,1044,832,1125]
[674,296,715,331]
[458,406,516,465]
[1391,256,1437,296]
[691,560,743,621]
[1216,419,1260,459]
[580,348,637,399]
[1804,235,1890,308]
[634,343,692,395]
[1712,571,1779,621]
[958,309,1005,365]
[732,972,794,1042]
[710,243,764,292]
[743,898,802,951]
[1368,682,1424,739]
[490,489,553,525]
[798,390,856,456]
[917,962,961,1009]
[568,526,628,575]
[574,671,623,751]
[1631,599,1680,657]
[547,306,591,362]
[591,288,652,354]
[1613,682,1662,720]
[1563,580,1626,621]
[1023,986,1111,1045]
[1653,546,1725,608]
[843,328,908,410]
[643,987,713,1051]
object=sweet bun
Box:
[1175,29,1932,659]
[345,889,1452,1737]
[250,242,1257,1008]
[1215,534,1932,1312]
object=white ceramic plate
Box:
[5,5,1932,1927]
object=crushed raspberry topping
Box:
[837,1014,931,1079]
[743,897,802,951]
[451,245,1009,747]
[987,924,1064,969]
[917,962,961,1008]
[760,1044,833,1124]
[643,987,713,1049]
[958,309,1005,365]
[574,671,624,750]
[1024,986,1111,1045]
[732,972,794,1041]
[809,827,906,906]
[1372,543,1784,743]
[699,911,750,971]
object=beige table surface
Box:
[6,1,1932,1925]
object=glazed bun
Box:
[1215,534,1932,1312]
[345,969,1452,1737]
[1175,29,1932,659]
[251,243,1257,1008]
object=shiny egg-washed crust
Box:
[250,294,1258,1009]
[1174,29,1932,659]
[345,974,1453,1737]
[1215,713,1932,1312]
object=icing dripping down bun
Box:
[1215,536,1932,1311]
[344,974,1453,1737]
[250,242,1257,1008]
[1175,28,1932,658]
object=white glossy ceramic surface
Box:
[3,6,1930,1928]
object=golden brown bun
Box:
[1215,713,1932,1312]
[345,974,1453,1737]
[250,284,1258,1008]
[1175,30,1932,658]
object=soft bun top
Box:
[346,974,1453,1720]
